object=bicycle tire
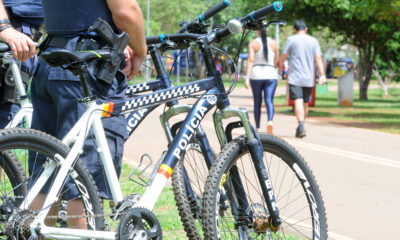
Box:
[0,149,27,196]
[171,142,215,240]
[202,133,328,240]
[0,128,105,238]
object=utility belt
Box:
[41,34,105,50]
[40,31,127,85]
[39,19,129,86]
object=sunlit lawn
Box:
[274,86,400,134]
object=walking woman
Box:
[245,27,279,134]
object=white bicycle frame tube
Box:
[23,100,124,239]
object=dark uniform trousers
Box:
[30,36,128,199]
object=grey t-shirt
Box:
[282,34,321,87]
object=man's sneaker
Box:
[267,123,273,135]
[295,125,306,138]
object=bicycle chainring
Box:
[117,207,162,240]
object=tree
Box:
[250,0,400,100]
[373,31,400,96]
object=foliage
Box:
[137,0,204,35]
[251,0,400,100]
[375,31,400,83]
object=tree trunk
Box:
[357,47,375,100]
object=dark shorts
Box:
[29,36,128,199]
[289,84,313,103]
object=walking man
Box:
[279,19,326,138]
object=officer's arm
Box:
[0,1,36,61]
[106,0,147,61]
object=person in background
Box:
[279,19,326,138]
[245,27,279,134]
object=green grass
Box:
[274,87,400,134]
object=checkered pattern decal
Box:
[126,82,151,95]
[122,84,201,111]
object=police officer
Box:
[29,0,147,228]
[0,0,42,128]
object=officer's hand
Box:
[122,47,133,80]
[129,53,143,80]
[0,27,36,62]
[122,46,143,81]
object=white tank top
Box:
[249,37,278,80]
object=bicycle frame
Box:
[20,35,279,239]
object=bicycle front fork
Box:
[213,107,282,230]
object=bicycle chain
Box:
[42,207,133,220]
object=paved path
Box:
[123,86,400,240]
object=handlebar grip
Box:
[200,0,231,22]
[0,43,10,52]
[241,1,283,22]
[250,1,283,20]
[215,27,231,41]
[146,35,165,45]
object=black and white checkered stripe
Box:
[122,84,200,111]
[126,82,151,95]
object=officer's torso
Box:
[42,0,114,35]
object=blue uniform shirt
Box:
[3,0,43,28]
[42,0,115,35]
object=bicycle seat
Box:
[40,49,102,67]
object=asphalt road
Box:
[123,86,400,240]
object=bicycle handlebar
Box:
[201,0,231,22]
[177,0,231,33]
[146,33,202,45]
[0,43,9,52]
[214,1,283,41]
[147,1,283,45]
[242,1,283,22]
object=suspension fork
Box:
[213,107,281,229]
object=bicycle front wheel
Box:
[0,128,104,239]
[171,141,215,240]
[202,133,327,240]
